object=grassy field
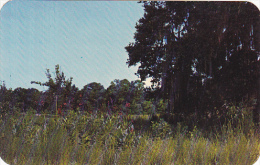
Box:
[0,110,260,165]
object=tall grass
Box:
[0,109,259,165]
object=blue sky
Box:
[0,1,145,91]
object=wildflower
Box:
[125,103,130,108]
[113,106,118,111]
[130,125,134,133]
[58,107,62,115]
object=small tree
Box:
[80,82,105,113]
[0,81,13,114]
[31,64,73,114]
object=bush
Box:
[151,118,172,138]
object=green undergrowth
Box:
[0,110,259,165]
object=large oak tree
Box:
[126,2,259,121]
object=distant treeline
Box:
[0,65,166,116]
[0,63,257,121]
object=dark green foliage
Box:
[79,82,105,112]
[126,1,259,121]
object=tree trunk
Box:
[173,71,181,114]
[209,57,212,78]
[167,73,174,114]
[180,71,190,114]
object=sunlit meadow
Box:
[0,104,259,165]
